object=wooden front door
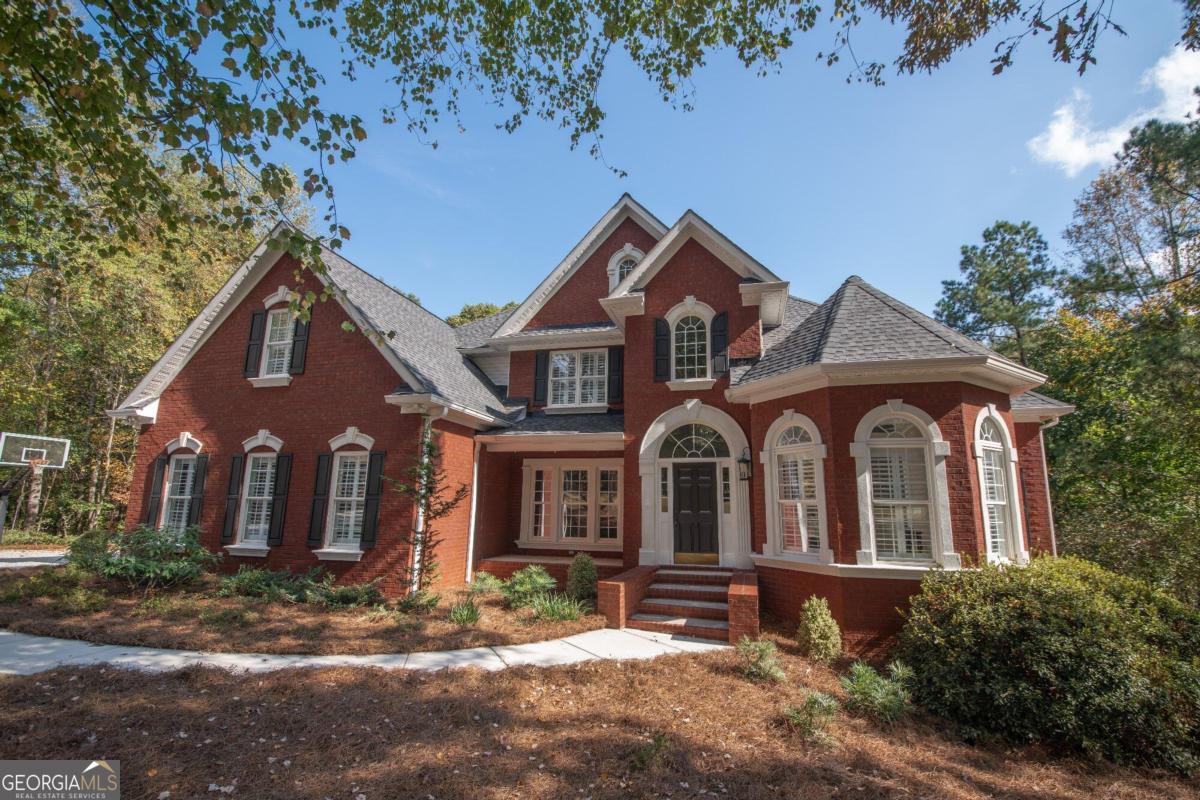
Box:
[673,463,718,560]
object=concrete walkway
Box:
[0,627,727,677]
[0,549,67,570]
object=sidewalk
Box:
[0,549,67,570]
[0,627,727,676]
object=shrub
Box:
[67,529,113,574]
[527,592,586,622]
[899,556,1200,771]
[218,565,321,603]
[840,662,912,724]
[565,553,598,600]
[311,575,383,608]
[629,732,670,771]
[89,526,220,591]
[783,691,840,742]
[468,571,504,596]
[796,595,842,665]
[736,636,786,682]
[396,589,441,613]
[449,598,481,626]
[502,565,557,609]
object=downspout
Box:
[1039,418,1060,557]
[409,414,434,592]
[464,440,483,584]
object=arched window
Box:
[866,416,934,561]
[674,316,708,380]
[659,423,729,459]
[617,256,638,283]
[607,244,644,291]
[973,408,1025,563]
[763,414,828,560]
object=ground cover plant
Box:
[1,626,1196,800]
[900,556,1200,772]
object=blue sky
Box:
[295,3,1193,320]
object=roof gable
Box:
[493,194,668,338]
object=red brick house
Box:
[111,195,1072,652]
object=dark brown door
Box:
[673,463,718,555]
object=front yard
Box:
[0,567,605,655]
[1,640,1195,800]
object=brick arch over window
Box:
[850,400,960,569]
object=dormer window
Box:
[262,309,295,377]
[607,244,645,291]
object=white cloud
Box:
[1027,47,1200,176]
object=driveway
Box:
[0,549,67,569]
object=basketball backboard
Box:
[0,433,71,469]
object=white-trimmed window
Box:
[673,316,708,380]
[762,413,828,561]
[520,460,622,547]
[238,453,277,544]
[327,452,369,548]
[973,407,1025,563]
[260,308,295,377]
[161,454,197,534]
[548,349,608,407]
[867,418,933,561]
[606,244,645,291]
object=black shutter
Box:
[144,455,168,526]
[533,351,549,404]
[243,310,267,377]
[711,311,729,376]
[360,451,386,550]
[289,319,309,375]
[307,453,332,548]
[653,318,670,382]
[186,454,208,527]
[607,346,623,403]
[267,454,292,546]
[221,454,244,544]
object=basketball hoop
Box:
[25,458,49,472]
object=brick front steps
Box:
[599,565,759,644]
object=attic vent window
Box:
[617,256,638,282]
[607,245,645,291]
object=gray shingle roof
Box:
[454,309,514,349]
[737,276,1021,385]
[320,249,521,420]
[1012,389,1072,410]
[486,412,625,436]
[501,321,618,339]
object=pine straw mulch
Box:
[0,569,604,655]
[1,636,1196,800]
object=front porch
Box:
[596,564,760,644]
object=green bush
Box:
[783,691,840,742]
[396,589,440,613]
[2,528,78,547]
[501,565,557,609]
[0,566,87,604]
[796,595,842,665]
[840,662,912,724]
[67,529,113,574]
[736,636,786,682]
[899,556,1200,771]
[311,574,383,608]
[449,598,481,626]
[468,571,504,596]
[527,592,586,622]
[83,526,219,591]
[565,553,598,600]
[217,565,322,603]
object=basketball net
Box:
[26,458,49,473]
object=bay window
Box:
[762,413,829,561]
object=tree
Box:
[446,301,518,328]
[0,0,1186,275]
[935,221,1059,364]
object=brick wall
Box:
[526,216,659,329]
[428,419,478,589]
[126,253,435,596]
[1015,422,1055,555]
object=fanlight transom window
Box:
[659,424,730,459]
[777,425,813,447]
[617,256,639,283]
[870,419,923,439]
[977,418,1014,560]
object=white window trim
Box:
[242,429,284,453]
[518,459,623,550]
[262,285,295,308]
[665,296,715,382]
[328,426,375,451]
[546,348,609,409]
[159,453,198,533]
[606,243,645,292]
[973,404,1029,564]
[258,307,296,379]
[320,450,371,556]
[165,432,204,455]
[850,399,960,569]
[234,452,277,552]
[760,410,832,563]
